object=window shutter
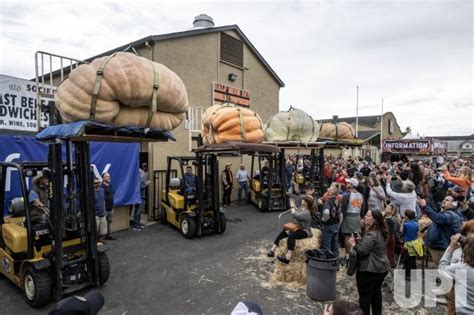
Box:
[220,33,244,68]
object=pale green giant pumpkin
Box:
[264,107,320,142]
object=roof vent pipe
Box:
[193,14,214,28]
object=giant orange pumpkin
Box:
[201,104,264,144]
[319,122,356,139]
[54,52,188,131]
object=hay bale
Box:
[270,228,321,286]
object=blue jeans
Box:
[133,199,145,227]
[238,181,249,204]
[321,223,340,257]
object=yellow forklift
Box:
[291,149,325,195]
[265,140,364,196]
[248,148,287,212]
[0,103,173,307]
[160,154,225,239]
[160,141,281,237]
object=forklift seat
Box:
[9,197,25,217]
[169,178,181,190]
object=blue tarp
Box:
[36,120,175,142]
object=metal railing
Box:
[34,51,87,130]
[187,106,205,131]
[187,106,206,151]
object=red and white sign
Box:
[213,82,251,107]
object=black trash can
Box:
[305,249,339,301]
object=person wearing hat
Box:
[94,178,107,242]
[340,177,364,263]
[221,163,233,207]
[29,174,50,223]
[418,196,463,266]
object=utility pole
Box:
[355,85,359,137]
[380,98,384,163]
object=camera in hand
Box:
[458,235,466,245]
[392,175,398,181]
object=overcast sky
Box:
[1,0,472,136]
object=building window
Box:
[220,32,244,68]
[389,119,394,134]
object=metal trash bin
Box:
[305,249,339,301]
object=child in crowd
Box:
[401,209,423,280]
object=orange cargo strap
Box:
[145,62,160,128]
[89,53,117,120]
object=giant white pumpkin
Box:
[264,107,320,142]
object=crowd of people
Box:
[269,152,473,315]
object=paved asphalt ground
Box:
[1,204,448,314]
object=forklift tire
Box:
[258,197,268,212]
[22,266,51,308]
[98,252,110,285]
[217,213,226,234]
[159,208,167,225]
[180,215,196,239]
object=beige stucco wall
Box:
[381,112,403,139]
[144,31,281,213]
[111,206,131,231]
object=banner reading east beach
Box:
[0,74,53,132]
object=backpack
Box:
[322,198,341,224]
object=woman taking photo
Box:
[349,210,391,315]
[267,195,315,264]
[367,177,386,212]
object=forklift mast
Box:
[195,153,219,236]
[46,102,99,299]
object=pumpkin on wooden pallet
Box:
[319,121,356,139]
[54,52,189,131]
[201,104,264,144]
[264,107,320,142]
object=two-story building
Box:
[39,15,285,221]
[319,112,404,162]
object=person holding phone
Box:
[267,196,316,264]
[348,210,391,315]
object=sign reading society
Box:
[0,74,54,132]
